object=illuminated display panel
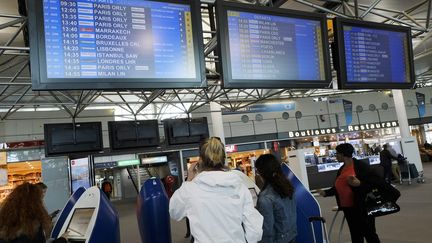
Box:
[28,0,205,90]
[217,1,332,88]
[334,18,415,89]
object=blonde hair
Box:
[199,137,226,170]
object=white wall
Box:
[0,109,115,146]
[2,87,432,143]
[221,87,432,138]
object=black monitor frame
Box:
[28,0,206,90]
[108,120,160,150]
[163,117,209,146]
[333,17,415,90]
[44,122,103,156]
[216,0,332,89]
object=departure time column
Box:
[60,0,80,77]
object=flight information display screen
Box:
[29,0,204,90]
[227,11,325,80]
[217,2,331,88]
[44,0,195,79]
[343,26,411,84]
[334,18,415,89]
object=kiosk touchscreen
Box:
[65,208,95,239]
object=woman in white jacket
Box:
[169,137,263,243]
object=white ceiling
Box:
[281,0,429,25]
[0,0,431,119]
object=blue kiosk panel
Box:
[137,178,172,243]
[282,163,326,243]
[57,186,120,243]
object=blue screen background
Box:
[43,0,196,79]
[343,26,410,83]
[227,11,326,81]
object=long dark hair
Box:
[255,154,294,199]
[0,183,51,240]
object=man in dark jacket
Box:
[380,144,398,183]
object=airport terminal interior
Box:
[1,0,432,242]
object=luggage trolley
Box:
[397,155,425,185]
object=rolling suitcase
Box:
[408,164,419,179]
[309,216,329,243]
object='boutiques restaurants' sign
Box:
[287,128,339,138]
[286,121,399,138]
[345,121,399,132]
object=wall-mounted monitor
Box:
[163,118,209,146]
[108,120,159,150]
[216,1,332,88]
[28,0,205,90]
[333,18,415,89]
[44,122,103,156]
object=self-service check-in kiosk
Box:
[137,178,172,243]
[51,187,86,239]
[57,186,120,243]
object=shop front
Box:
[0,149,44,203]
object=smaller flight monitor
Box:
[216,1,331,88]
[334,18,415,89]
[28,0,205,90]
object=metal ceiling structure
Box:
[1,0,432,120]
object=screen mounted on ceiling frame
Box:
[28,0,206,90]
[216,0,332,89]
[333,17,415,89]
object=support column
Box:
[392,89,423,172]
[210,102,226,145]
[392,90,410,137]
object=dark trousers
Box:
[343,207,380,243]
[382,164,392,183]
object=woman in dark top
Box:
[318,143,381,243]
[0,183,67,243]
[255,154,297,243]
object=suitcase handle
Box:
[309,216,326,223]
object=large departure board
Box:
[216,1,331,88]
[334,18,415,89]
[28,0,205,90]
